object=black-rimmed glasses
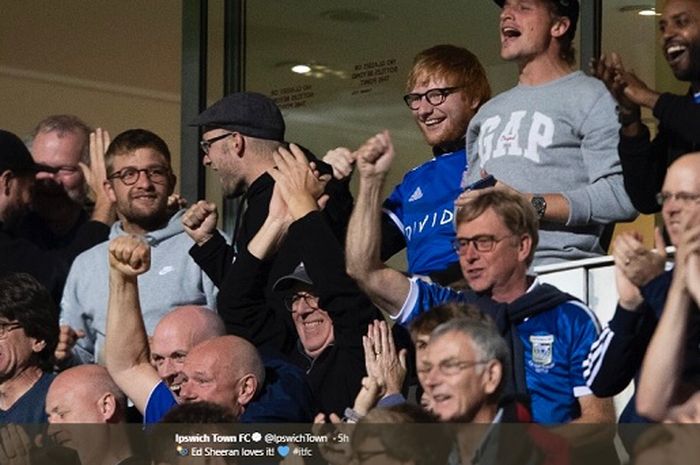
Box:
[107,166,171,186]
[283,292,320,312]
[452,234,513,254]
[199,133,233,154]
[0,321,22,339]
[403,86,463,110]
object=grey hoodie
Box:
[465,71,637,265]
[60,209,218,364]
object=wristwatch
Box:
[531,195,547,220]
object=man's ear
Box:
[103,180,117,204]
[482,360,503,396]
[469,97,481,111]
[98,392,118,423]
[31,338,47,354]
[517,234,533,263]
[168,172,177,196]
[236,373,259,406]
[1,170,14,195]
[550,16,571,39]
[230,132,245,158]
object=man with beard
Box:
[593,0,700,214]
[59,129,218,365]
[181,92,353,313]
[323,45,491,284]
[16,115,101,249]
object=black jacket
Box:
[619,91,700,213]
[216,211,383,416]
[190,160,354,319]
[585,269,700,422]
[0,220,109,303]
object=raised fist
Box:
[108,235,151,277]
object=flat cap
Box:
[191,92,285,142]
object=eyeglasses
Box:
[0,321,22,339]
[655,191,700,206]
[417,359,489,377]
[107,166,171,186]
[283,292,319,312]
[452,234,513,254]
[403,86,463,110]
[199,133,233,154]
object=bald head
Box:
[190,335,265,385]
[661,152,700,245]
[179,335,265,417]
[154,306,225,346]
[46,365,126,423]
[150,306,224,395]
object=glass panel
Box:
[600,1,668,245]
[241,0,586,265]
[243,0,547,194]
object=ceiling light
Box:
[618,5,659,16]
[291,64,311,74]
[637,8,658,16]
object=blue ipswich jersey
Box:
[383,149,467,275]
[144,381,176,424]
[397,277,600,423]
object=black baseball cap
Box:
[493,0,579,28]
[190,92,286,142]
[0,129,57,175]
[273,262,314,292]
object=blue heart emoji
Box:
[277,446,290,457]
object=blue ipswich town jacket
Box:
[397,278,600,423]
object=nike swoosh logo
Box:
[158,266,175,276]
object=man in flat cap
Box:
[182,92,353,318]
[464,0,636,265]
[215,143,388,416]
[0,129,113,302]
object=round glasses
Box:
[107,166,171,186]
[403,86,463,110]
